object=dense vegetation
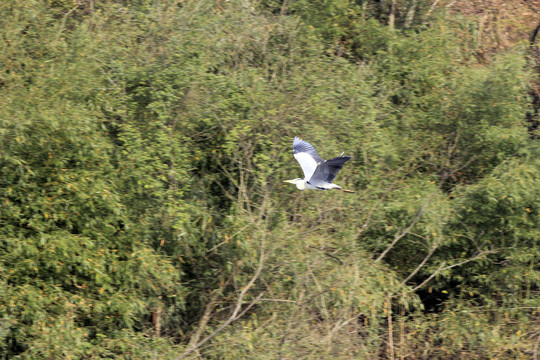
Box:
[1,0,538,358]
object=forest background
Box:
[1,0,539,358]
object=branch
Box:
[375,196,433,263]
[386,294,395,360]
[355,172,410,240]
[445,0,459,9]
[309,245,344,265]
[534,332,540,360]
[355,194,388,239]
[247,298,297,304]
[55,4,82,41]
[410,249,500,292]
[205,224,251,254]
[404,0,418,29]
[187,280,231,349]
[425,0,440,19]
[322,316,358,343]
[388,0,396,30]
[177,240,266,359]
[531,21,540,46]
[400,235,443,286]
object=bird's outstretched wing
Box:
[293,137,323,181]
[309,156,351,187]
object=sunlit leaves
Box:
[0,0,538,358]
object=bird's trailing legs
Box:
[337,188,355,193]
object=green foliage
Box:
[0,0,538,358]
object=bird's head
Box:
[283,178,306,190]
[283,178,302,185]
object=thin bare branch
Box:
[404,0,418,29]
[387,295,395,360]
[425,0,440,19]
[322,316,358,343]
[444,0,459,10]
[375,195,433,263]
[206,224,251,254]
[246,298,297,304]
[187,281,230,349]
[177,236,266,360]
[410,249,500,292]
[355,173,409,240]
[388,0,396,30]
[55,4,82,41]
[401,235,443,286]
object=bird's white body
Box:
[294,179,313,190]
[287,178,341,190]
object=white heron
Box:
[284,137,354,193]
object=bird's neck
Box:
[296,180,307,190]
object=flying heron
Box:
[284,137,354,193]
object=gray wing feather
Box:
[293,137,323,180]
[293,137,323,163]
[309,156,351,186]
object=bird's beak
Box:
[283,180,294,183]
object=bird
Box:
[284,137,354,193]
